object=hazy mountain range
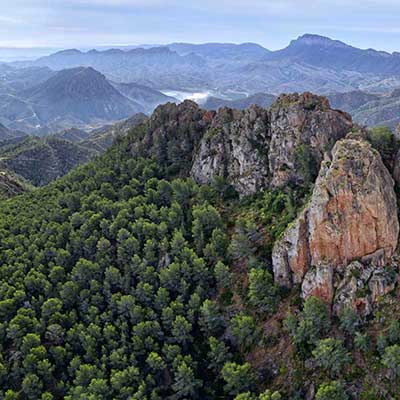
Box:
[18,34,400,95]
[2,34,400,134]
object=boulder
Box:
[333,260,397,316]
[301,264,334,304]
[333,261,374,317]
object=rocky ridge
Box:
[140,95,400,315]
[137,93,353,195]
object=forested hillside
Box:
[0,121,294,399]
[0,97,400,400]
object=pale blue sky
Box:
[2,0,400,52]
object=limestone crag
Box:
[272,135,399,312]
[268,93,353,188]
[191,92,352,195]
[191,105,270,195]
[132,95,352,195]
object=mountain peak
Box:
[292,34,349,48]
[53,49,82,56]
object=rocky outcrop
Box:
[301,264,334,304]
[268,93,353,188]
[191,105,270,194]
[0,168,29,199]
[191,93,352,195]
[272,134,399,312]
[333,256,398,316]
[131,100,212,175]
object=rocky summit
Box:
[273,132,399,313]
[137,93,353,196]
[127,94,400,316]
[192,93,353,194]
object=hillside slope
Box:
[0,135,96,186]
[0,95,400,399]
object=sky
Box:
[2,0,400,52]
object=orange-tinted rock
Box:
[308,138,398,267]
[272,136,399,306]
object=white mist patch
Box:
[161,89,251,105]
[161,90,213,105]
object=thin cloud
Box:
[1,0,400,52]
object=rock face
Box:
[191,92,352,195]
[272,135,399,312]
[268,93,353,188]
[191,105,270,194]
[0,168,29,199]
[132,94,352,195]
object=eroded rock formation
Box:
[191,92,353,195]
[130,94,352,196]
[272,134,399,312]
[191,105,270,194]
[268,93,353,188]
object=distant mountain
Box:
[167,42,270,62]
[33,47,209,88]
[0,66,144,134]
[327,90,380,113]
[0,47,58,62]
[24,36,400,95]
[203,93,276,110]
[22,67,141,123]
[0,65,177,133]
[0,123,25,141]
[111,82,177,113]
[5,35,400,131]
[81,112,148,152]
[352,89,400,129]
[267,34,400,75]
[317,88,400,129]
[0,66,55,92]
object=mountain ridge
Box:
[19,34,400,96]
